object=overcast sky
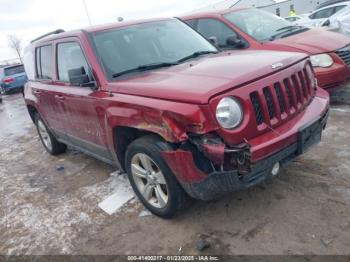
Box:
[0,0,229,61]
[0,0,285,61]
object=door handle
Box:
[33,90,42,97]
[55,94,66,101]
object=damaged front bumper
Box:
[161,108,329,201]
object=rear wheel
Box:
[125,135,187,218]
[35,114,66,155]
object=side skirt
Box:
[51,129,120,168]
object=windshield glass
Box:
[92,19,217,79]
[4,65,25,76]
[224,8,293,41]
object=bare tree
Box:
[7,34,23,63]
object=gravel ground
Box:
[0,89,349,255]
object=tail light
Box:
[3,77,14,84]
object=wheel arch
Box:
[112,126,172,170]
[27,104,38,123]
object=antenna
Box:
[82,0,92,26]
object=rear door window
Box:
[56,42,90,83]
[36,45,52,79]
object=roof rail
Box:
[30,29,65,43]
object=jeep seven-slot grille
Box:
[274,83,285,114]
[250,92,264,125]
[263,87,275,119]
[335,45,350,67]
[250,67,314,127]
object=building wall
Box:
[257,0,329,17]
[187,0,329,17]
[234,0,276,8]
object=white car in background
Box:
[284,14,310,24]
[325,11,350,35]
[297,1,350,28]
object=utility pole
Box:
[82,0,92,26]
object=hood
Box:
[268,28,350,54]
[108,51,306,104]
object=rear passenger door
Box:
[32,44,68,136]
[53,39,113,162]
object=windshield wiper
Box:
[275,25,303,32]
[112,62,178,78]
[177,51,218,63]
[269,26,308,41]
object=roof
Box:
[180,7,250,19]
[1,64,23,69]
[31,17,173,45]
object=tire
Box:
[35,113,67,155]
[125,135,187,218]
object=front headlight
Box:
[310,54,334,68]
[216,97,243,129]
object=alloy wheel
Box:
[37,119,52,151]
[131,153,168,208]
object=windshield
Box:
[4,65,25,76]
[92,19,217,79]
[224,8,295,41]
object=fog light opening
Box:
[271,162,280,176]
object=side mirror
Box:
[68,66,96,88]
[226,35,246,49]
[322,19,330,27]
[208,36,219,47]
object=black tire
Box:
[125,135,187,218]
[34,113,67,155]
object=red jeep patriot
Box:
[24,18,330,218]
[181,8,350,91]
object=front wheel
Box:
[125,135,187,218]
[35,114,67,155]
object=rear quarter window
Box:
[23,47,35,80]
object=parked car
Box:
[323,11,350,35]
[297,1,350,28]
[181,8,350,91]
[24,18,329,218]
[284,15,305,23]
[284,15,301,23]
[316,0,350,10]
[0,64,28,94]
